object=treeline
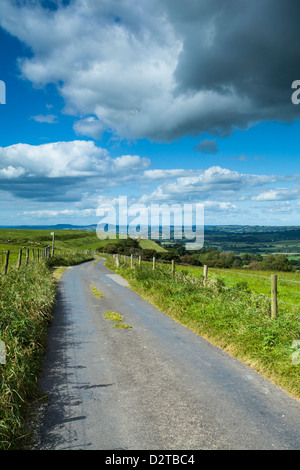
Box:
[165,245,296,272]
[99,239,297,272]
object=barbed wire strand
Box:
[114,254,300,310]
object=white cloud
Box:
[0,0,279,142]
[31,114,58,124]
[140,166,279,204]
[0,140,150,180]
[204,201,237,212]
[0,140,151,203]
[0,165,26,179]
[73,117,104,139]
[252,188,299,201]
[143,169,196,182]
[23,208,96,218]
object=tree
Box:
[260,254,293,272]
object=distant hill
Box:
[0,224,97,231]
[0,224,299,256]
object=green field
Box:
[1,229,299,309]
[0,228,103,270]
[134,256,300,311]
[0,228,106,251]
[0,228,165,272]
[175,264,300,309]
[138,238,166,252]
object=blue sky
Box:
[0,0,299,227]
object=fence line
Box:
[277,278,300,284]
[1,247,93,276]
[0,246,69,275]
[206,266,271,280]
[109,253,300,317]
[120,255,300,285]
[200,265,300,285]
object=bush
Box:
[0,251,93,449]
[0,262,56,449]
[141,249,157,259]
[45,251,93,267]
[260,254,293,272]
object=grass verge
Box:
[104,256,300,401]
[0,252,93,450]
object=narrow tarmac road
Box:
[33,258,300,450]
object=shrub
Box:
[0,262,56,449]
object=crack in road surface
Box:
[33,259,300,450]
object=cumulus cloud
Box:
[139,166,283,205]
[252,188,299,201]
[204,201,237,213]
[73,117,104,139]
[0,0,298,142]
[0,140,150,199]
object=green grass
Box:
[0,250,94,450]
[104,256,300,401]
[175,264,300,307]
[138,238,167,252]
[0,262,56,449]
[90,284,104,298]
[112,323,132,329]
[0,228,106,253]
[104,311,132,328]
[0,229,165,272]
[104,311,123,322]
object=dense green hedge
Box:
[0,251,93,449]
[0,262,55,449]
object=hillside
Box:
[1,224,300,255]
[0,228,165,257]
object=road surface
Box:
[33,258,300,450]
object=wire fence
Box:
[2,247,299,316]
[106,253,300,317]
[0,246,84,275]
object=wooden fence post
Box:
[4,250,9,275]
[138,255,141,266]
[171,259,175,273]
[26,249,29,264]
[32,249,35,261]
[116,254,120,268]
[153,256,156,270]
[17,249,22,268]
[271,274,278,319]
[203,265,208,284]
[130,254,133,268]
